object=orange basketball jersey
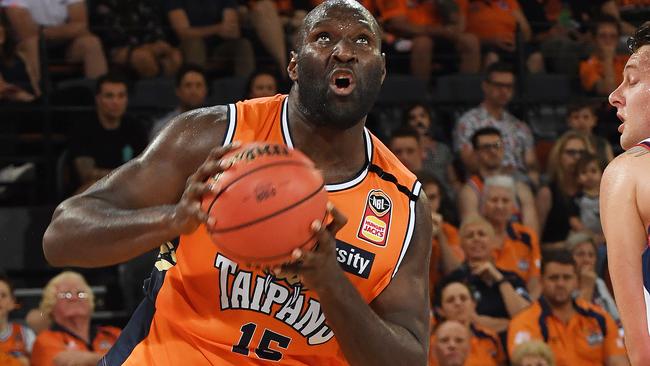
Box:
[103,95,422,366]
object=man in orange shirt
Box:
[507,250,628,366]
[373,0,479,81]
[429,320,471,366]
[580,14,629,95]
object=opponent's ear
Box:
[288,51,299,82]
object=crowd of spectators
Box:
[0,0,649,365]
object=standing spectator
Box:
[164,0,254,77]
[0,274,35,365]
[429,320,471,366]
[565,101,614,166]
[442,214,530,334]
[511,340,555,366]
[388,126,425,174]
[245,69,278,99]
[238,0,288,77]
[565,231,619,322]
[459,127,539,233]
[507,250,627,366]
[150,64,207,140]
[375,0,480,82]
[536,131,594,248]
[580,15,629,96]
[453,62,539,186]
[70,73,147,193]
[481,175,542,299]
[433,281,507,366]
[568,154,605,245]
[1,0,108,97]
[406,103,459,193]
[92,0,182,79]
[30,272,120,366]
[0,13,34,102]
[464,0,533,68]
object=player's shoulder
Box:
[603,145,650,181]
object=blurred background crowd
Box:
[0,0,648,365]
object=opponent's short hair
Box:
[628,21,650,54]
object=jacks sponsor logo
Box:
[357,190,392,247]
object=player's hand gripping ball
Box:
[201,142,328,266]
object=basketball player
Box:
[42,1,433,365]
[601,22,650,365]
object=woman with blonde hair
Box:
[536,131,594,248]
[511,340,555,366]
[30,271,120,366]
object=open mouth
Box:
[329,70,356,96]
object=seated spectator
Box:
[2,0,108,97]
[245,69,279,99]
[150,64,207,140]
[565,101,614,166]
[458,127,539,233]
[238,0,287,77]
[164,0,254,77]
[92,0,182,79]
[481,175,541,299]
[375,0,480,82]
[565,231,619,322]
[0,14,34,102]
[464,0,533,68]
[442,214,530,334]
[70,73,147,193]
[569,154,605,245]
[406,103,459,193]
[511,340,555,366]
[434,281,506,366]
[429,320,471,366]
[0,274,35,365]
[580,15,629,96]
[388,126,425,174]
[30,271,120,366]
[507,250,627,366]
[536,131,594,248]
[453,62,538,186]
[420,172,463,301]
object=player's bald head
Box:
[293,0,382,53]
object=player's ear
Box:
[288,51,299,82]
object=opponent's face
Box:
[572,241,597,272]
[176,71,207,109]
[567,108,597,134]
[52,279,92,320]
[482,186,514,225]
[482,71,514,108]
[519,355,551,366]
[423,182,441,214]
[439,283,475,324]
[475,134,504,169]
[249,73,278,99]
[389,136,423,172]
[434,321,470,366]
[560,138,587,171]
[96,82,128,121]
[542,262,577,306]
[407,105,431,137]
[460,222,493,261]
[0,281,16,320]
[288,5,385,129]
[609,45,650,150]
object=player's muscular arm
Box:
[306,193,432,366]
[601,152,650,365]
[43,107,231,268]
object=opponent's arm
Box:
[43,107,232,268]
[281,193,432,366]
[601,152,650,365]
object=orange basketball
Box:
[201,142,328,266]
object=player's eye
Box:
[356,35,370,45]
[316,32,330,43]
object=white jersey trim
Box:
[392,181,422,278]
[223,104,237,146]
[644,285,650,335]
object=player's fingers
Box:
[207,141,240,161]
[325,203,347,235]
[311,220,336,252]
[184,182,208,200]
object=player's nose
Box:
[332,39,357,64]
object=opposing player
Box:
[601,22,650,365]
[42,1,433,365]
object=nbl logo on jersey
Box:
[357,189,392,247]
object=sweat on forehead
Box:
[295,0,380,49]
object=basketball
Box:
[201,142,329,266]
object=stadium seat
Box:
[376,74,428,104]
[208,77,247,105]
[433,73,483,104]
[129,78,178,109]
[523,74,571,103]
